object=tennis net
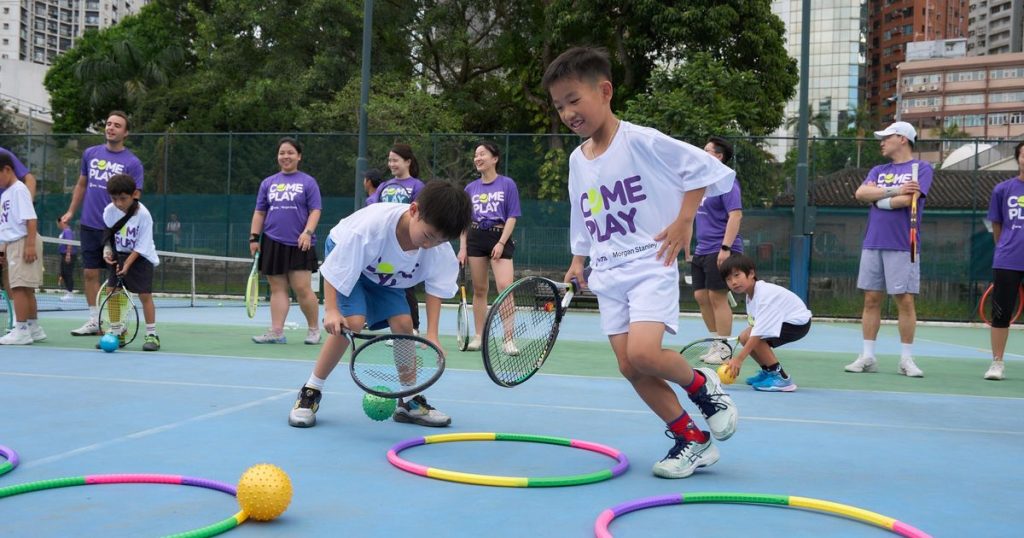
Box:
[33,236,255,312]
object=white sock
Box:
[16,321,29,332]
[27,319,38,329]
[901,343,913,360]
[862,340,876,358]
[88,306,98,320]
[146,324,157,336]
[305,374,326,391]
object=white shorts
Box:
[587,258,679,336]
[857,248,920,295]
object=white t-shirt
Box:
[102,202,160,266]
[321,203,458,299]
[568,121,735,271]
[745,280,812,339]
[0,180,36,244]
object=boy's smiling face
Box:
[548,75,613,139]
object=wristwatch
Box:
[720,245,732,252]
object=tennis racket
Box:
[978,283,1024,326]
[680,337,739,367]
[246,252,260,318]
[455,264,470,351]
[346,329,446,398]
[481,276,578,387]
[0,262,11,334]
[909,162,920,263]
[98,274,140,348]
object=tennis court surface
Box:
[1,306,1021,537]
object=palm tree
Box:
[73,40,184,112]
[785,104,831,138]
[844,103,875,167]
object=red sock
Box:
[667,412,708,443]
[682,370,706,395]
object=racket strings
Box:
[485,283,560,383]
[351,336,443,394]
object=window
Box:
[946,70,986,82]
[945,93,985,105]
[990,91,1024,104]
[990,67,1024,79]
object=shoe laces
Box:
[661,430,695,460]
[145,334,159,343]
[691,384,729,418]
[409,395,435,411]
[297,387,321,408]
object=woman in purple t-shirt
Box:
[249,138,323,345]
[984,140,1024,381]
[457,142,522,351]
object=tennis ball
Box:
[544,301,555,312]
[99,334,119,353]
[717,363,736,385]
[236,463,293,521]
[362,387,397,421]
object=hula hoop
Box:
[594,492,932,538]
[0,442,246,538]
[978,283,1024,326]
[387,432,629,487]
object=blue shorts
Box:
[339,274,410,330]
[79,225,107,269]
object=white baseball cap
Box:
[874,121,916,144]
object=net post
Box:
[191,256,196,307]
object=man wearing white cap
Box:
[845,121,932,378]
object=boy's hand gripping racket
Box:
[455,264,470,351]
[345,329,446,398]
[98,275,140,348]
[909,162,920,263]
[481,276,578,387]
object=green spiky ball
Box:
[362,387,397,421]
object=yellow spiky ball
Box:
[236,463,293,521]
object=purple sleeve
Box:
[306,176,322,210]
[723,180,743,212]
[255,178,271,211]
[861,166,882,186]
[79,147,90,177]
[988,182,1004,223]
[503,178,522,219]
[410,179,425,201]
[917,162,934,197]
[131,158,144,191]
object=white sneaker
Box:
[71,319,102,336]
[652,433,719,479]
[30,325,47,342]
[304,328,321,345]
[503,340,520,355]
[466,335,482,351]
[688,368,738,441]
[0,329,33,345]
[844,355,878,373]
[699,340,731,365]
[898,357,924,378]
[393,395,451,427]
[984,360,1005,381]
[60,292,75,302]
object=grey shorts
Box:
[857,249,920,295]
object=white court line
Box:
[5,370,1023,439]
[21,391,295,469]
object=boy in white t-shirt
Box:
[288,181,472,429]
[546,46,739,480]
[101,174,161,351]
[0,153,45,345]
[719,254,812,392]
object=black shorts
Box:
[259,235,319,276]
[690,253,732,291]
[764,320,812,348]
[991,268,1024,328]
[465,226,515,259]
[79,225,107,269]
[106,254,154,294]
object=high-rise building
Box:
[967,0,1024,55]
[866,0,969,123]
[768,0,867,160]
[0,0,148,65]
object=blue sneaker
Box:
[751,371,797,392]
[745,369,771,386]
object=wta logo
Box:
[579,175,646,242]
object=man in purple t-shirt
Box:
[60,111,145,336]
[845,122,932,378]
[983,140,1024,381]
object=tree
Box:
[785,104,831,138]
[0,106,21,135]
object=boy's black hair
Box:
[363,168,384,188]
[106,174,138,195]
[0,152,14,173]
[415,180,472,240]
[1015,140,1023,162]
[719,253,757,281]
[542,46,612,91]
[108,110,130,130]
[706,136,734,164]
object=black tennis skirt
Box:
[259,235,319,276]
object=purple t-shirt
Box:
[255,170,322,246]
[987,177,1024,271]
[367,177,424,204]
[0,147,31,197]
[861,159,933,251]
[78,145,144,229]
[58,228,74,255]
[694,178,743,255]
[464,175,522,228]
